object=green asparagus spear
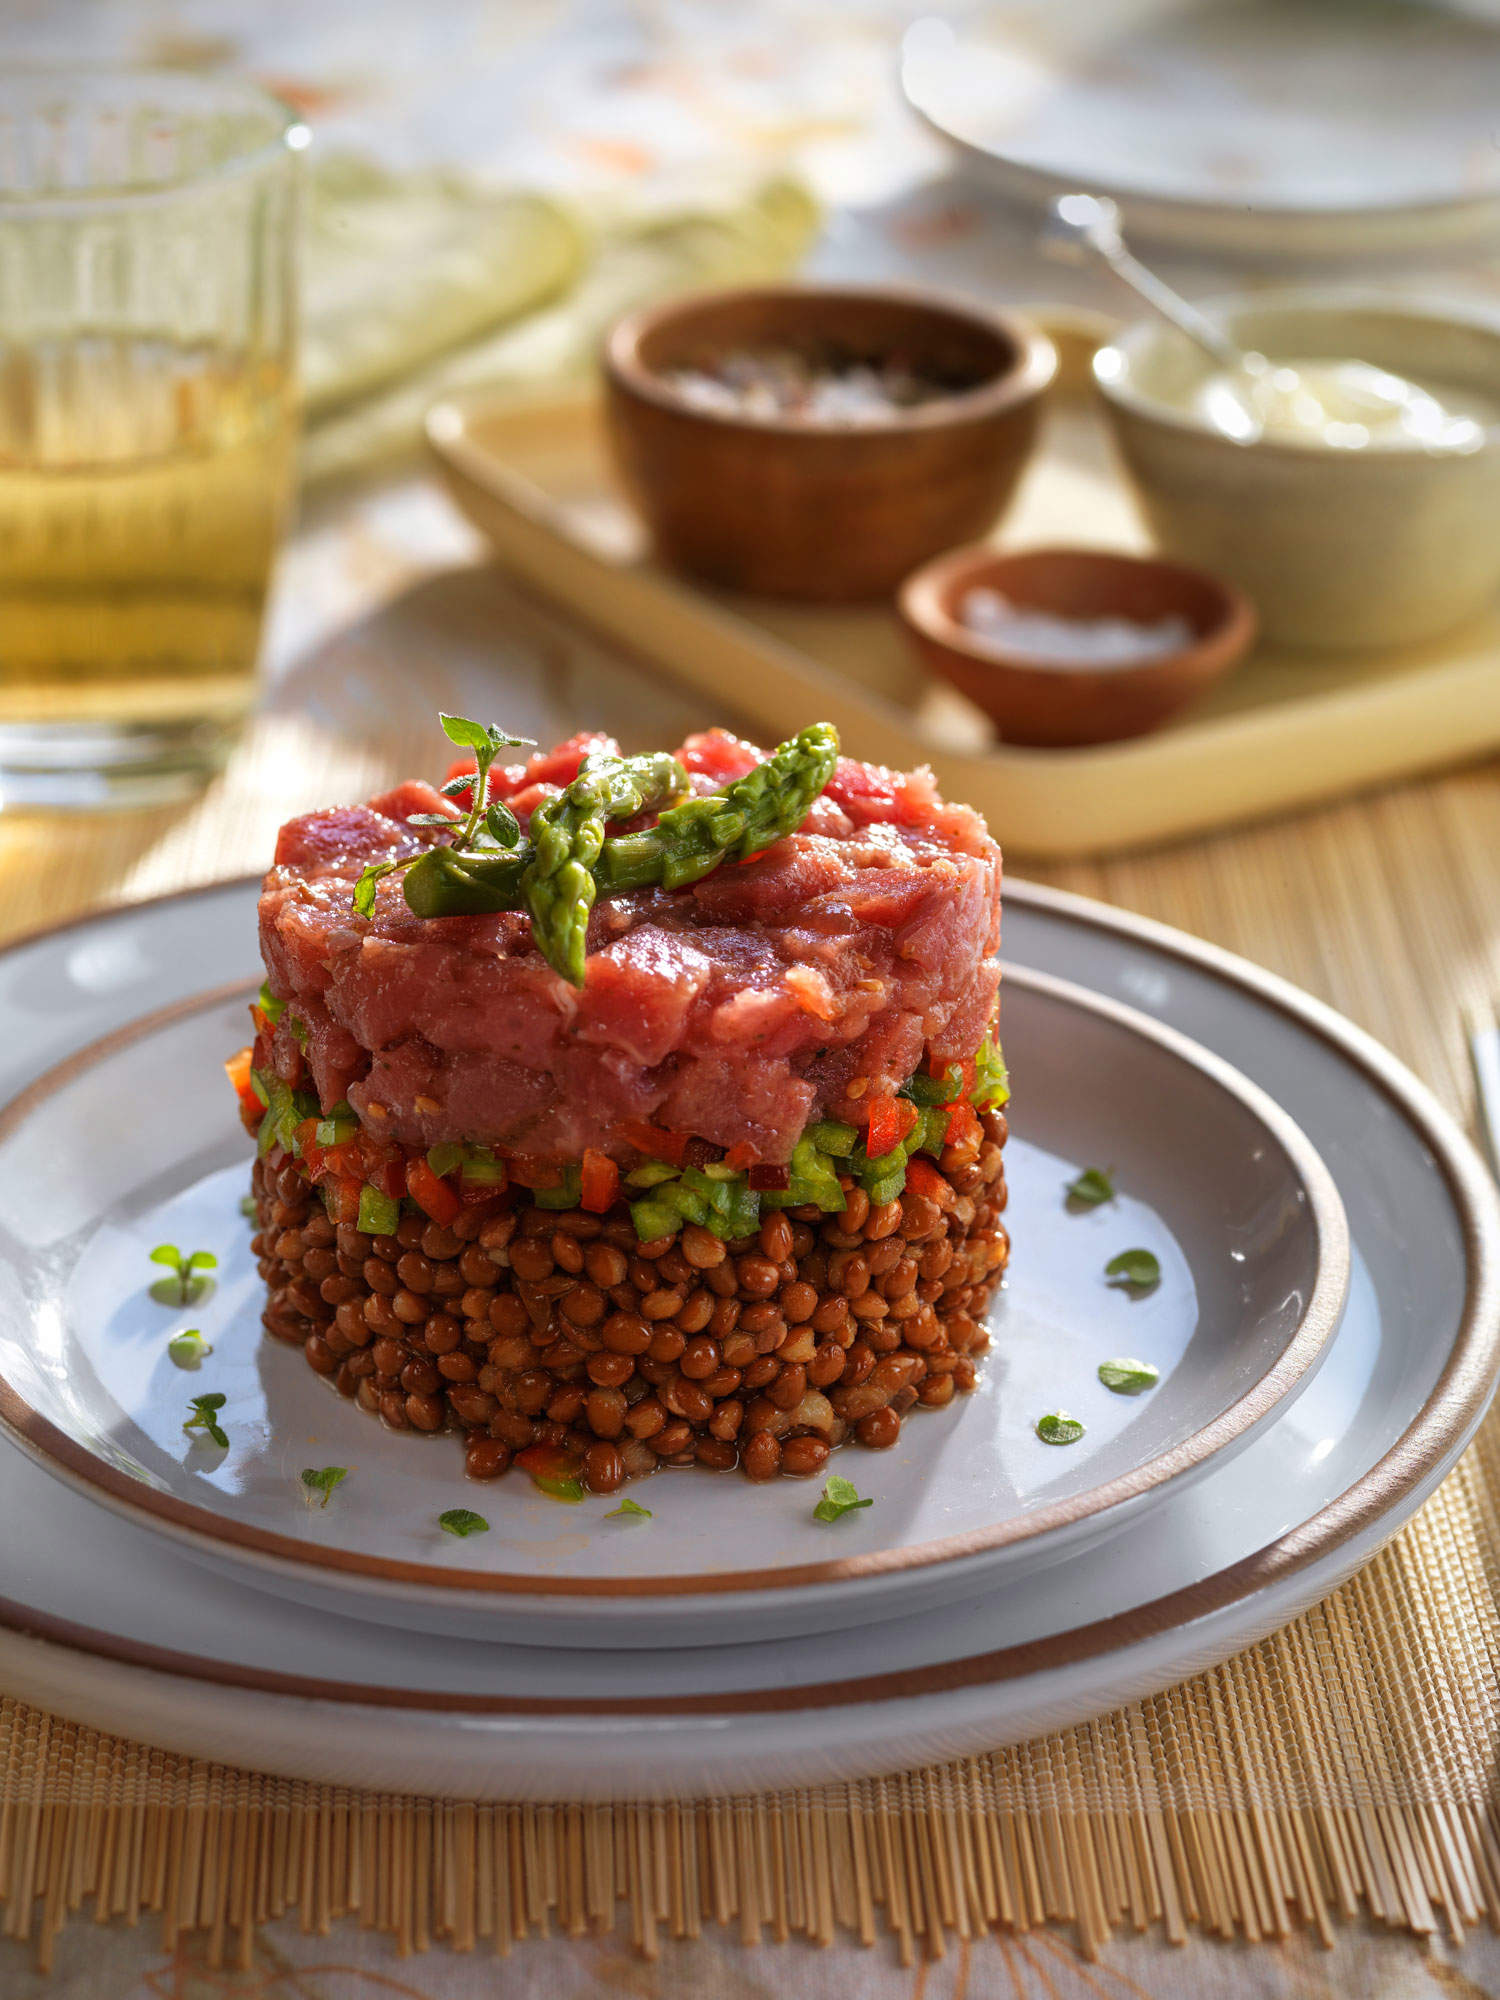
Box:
[355,716,841,992]
[402,842,530,918]
[520,750,690,987]
[595,723,840,895]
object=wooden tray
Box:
[425,333,1500,858]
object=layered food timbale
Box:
[229,718,1010,1497]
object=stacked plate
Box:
[0,879,1494,1799]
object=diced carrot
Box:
[407,1155,461,1226]
[618,1119,690,1166]
[723,1141,758,1173]
[580,1148,620,1214]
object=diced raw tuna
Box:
[257,730,1001,1162]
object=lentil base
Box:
[254,1109,1008,1492]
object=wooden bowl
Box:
[602,286,1056,602]
[898,545,1256,748]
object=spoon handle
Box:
[1044,193,1244,371]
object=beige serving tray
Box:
[426,344,1500,858]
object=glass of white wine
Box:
[0,71,305,806]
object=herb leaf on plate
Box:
[1105,1248,1161,1293]
[813,1475,873,1524]
[301,1466,349,1508]
[606,1496,652,1521]
[439,1508,490,1538]
[1065,1166,1115,1208]
[182,1392,228,1449]
[149,1243,218,1306]
[1036,1411,1085,1446]
[1098,1357,1159,1395]
[167,1327,212,1369]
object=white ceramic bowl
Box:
[1095,294,1500,649]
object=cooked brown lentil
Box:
[253,1111,1008,1489]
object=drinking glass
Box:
[0,71,305,806]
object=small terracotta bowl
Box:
[898,545,1256,748]
[602,285,1056,602]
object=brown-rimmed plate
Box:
[0,880,1348,1652]
[0,877,1487,1795]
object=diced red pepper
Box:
[328,1177,363,1226]
[580,1148,620,1214]
[407,1155,461,1226]
[371,1156,407,1202]
[515,1441,585,1502]
[224,1046,262,1134]
[904,1156,949,1204]
[224,1045,256,1107]
[945,1099,983,1151]
[249,1002,273,1039]
[927,1051,976,1096]
[865,1096,917,1157]
[749,1162,790,1192]
[294,1117,325,1174]
[723,1141,758,1173]
[618,1119,690,1167]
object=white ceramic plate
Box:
[0,879,1490,1798]
[901,1,1500,259]
[0,925,1345,1647]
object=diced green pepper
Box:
[257,981,287,1026]
[460,1147,508,1185]
[426,1141,466,1179]
[868,1170,906,1207]
[287,1014,309,1050]
[625,1161,678,1189]
[631,1197,679,1242]
[898,1071,957,1108]
[357,1184,400,1236]
[806,1119,858,1156]
[974,1037,1009,1109]
[535,1162,582,1209]
[316,1102,357,1147]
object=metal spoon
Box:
[1043,192,1256,374]
[1044,192,1429,443]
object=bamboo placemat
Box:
[0,570,1497,1972]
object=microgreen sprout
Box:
[1065,1166,1116,1209]
[167,1327,212,1369]
[352,714,533,918]
[1105,1249,1161,1294]
[1098,1358,1160,1396]
[149,1243,218,1306]
[1036,1412,1085,1446]
[183,1393,228,1449]
[301,1466,349,1508]
[813,1475,873,1524]
[439,1508,490,1538]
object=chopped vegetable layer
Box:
[232,991,1007,1246]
